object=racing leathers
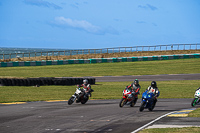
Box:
[76,83,92,102]
[147,86,159,104]
[127,83,141,104]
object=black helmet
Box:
[134,79,139,86]
[151,81,157,88]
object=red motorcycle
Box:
[119,87,136,107]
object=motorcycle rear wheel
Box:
[68,97,75,105]
[81,97,88,104]
[119,98,126,107]
[130,102,135,107]
[139,101,145,112]
[148,103,155,111]
[191,98,198,107]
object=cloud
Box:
[138,4,158,11]
[49,17,119,35]
[24,0,62,10]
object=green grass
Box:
[0,58,200,78]
[1,80,199,103]
[139,127,200,133]
[188,108,200,117]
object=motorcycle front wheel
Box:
[68,96,75,105]
[119,98,126,107]
[139,101,145,112]
[191,98,198,107]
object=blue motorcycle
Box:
[139,90,159,112]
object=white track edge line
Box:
[131,111,177,133]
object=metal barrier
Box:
[1,44,200,60]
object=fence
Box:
[1,53,200,67]
[1,43,200,60]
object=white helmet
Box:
[83,79,88,84]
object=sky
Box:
[0,0,200,49]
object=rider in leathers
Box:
[76,79,92,102]
[127,79,141,104]
[147,81,159,104]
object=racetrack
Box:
[0,73,200,133]
[0,99,194,133]
[93,73,200,82]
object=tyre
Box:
[139,101,145,112]
[68,97,75,105]
[191,98,198,107]
[81,96,88,104]
[119,98,126,107]
[148,103,154,111]
[130,101,135,107]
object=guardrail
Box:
[1,43,200,60]
[0,53,199,67]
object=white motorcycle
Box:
[68,88,92,105]
[191,88,200,107]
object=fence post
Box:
[3,54,4,60]
[196,44,197,50]
[184,44,185,50]
[107,48,108,53]
[9,54,11,59]
[35,52,36,58]
[29,52,30,58]
[23,53,24,59]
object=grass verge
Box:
[139,127,200,133]
[0,80,199,103]
[0,58,200,78]
[188,108,200,117]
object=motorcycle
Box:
[191,89,200,107]
[119,87,137,107]
[68,88,93,105]
[139,90,159,112]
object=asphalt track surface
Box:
[93,73,200,82]
[0,98,197,133]
[0,74,200,133]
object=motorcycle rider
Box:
[76,79,92,102]
[127,79,141,104]
[147,81,159,104]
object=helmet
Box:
[134,79,139,86]
[151,81,157,88]
[83,79,88,84]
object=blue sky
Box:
[0,0,200,49]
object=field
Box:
[0,58,200,78]
[0,80,199,103]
